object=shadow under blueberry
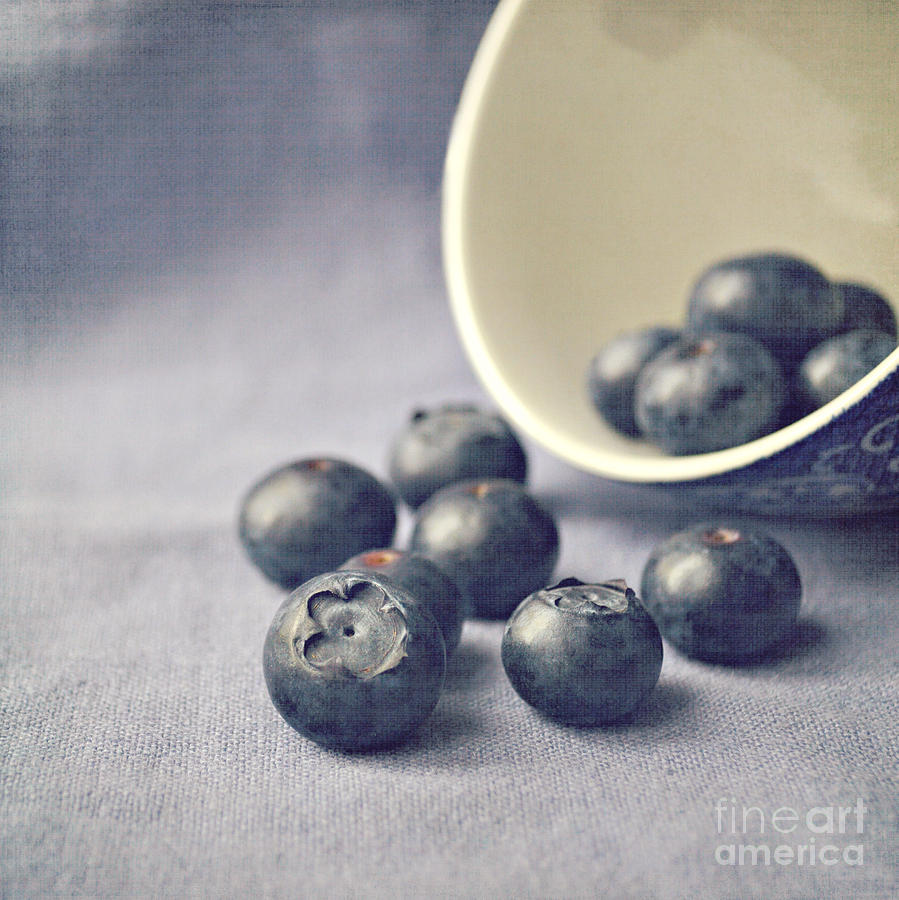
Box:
[605,678,696,730]
[784,513,899,576]
[380,699,488,758]
[305,697,485,761]
[537,678,697,735]
[698,617,830,671]
[443,640,497,691]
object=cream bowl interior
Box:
[443,0,899,484]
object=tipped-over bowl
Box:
[442,0,899,515]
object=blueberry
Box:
[796,328,896,413]
[634,332,785,454]
[339,548,467,656]
[586,326,680,436]
[771,392,808,431]
[263,570,446,751]
[639,523,802,663]
[501,578,662,725]
[686,252,841,364]
[409,478,560,620]
[388,404,527,508]
[238,458,397,590]
[836,282,897,340]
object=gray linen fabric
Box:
[2,3,898,898]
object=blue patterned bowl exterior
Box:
[659,364,899,514]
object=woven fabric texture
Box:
[2,3,897,898]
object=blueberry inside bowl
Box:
[442,0,899,514]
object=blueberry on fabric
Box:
[339,548,467,656]
[388,404,527,509]
[796,328,896,413]
[238,458,397,590]
[836,282,897,339]
[263,570,446,751]
[409,478,560,620]
[639,524,802,663]
[586,326,680,437]
[633,332,786,454]
[501,578,662,725]
[686,252,842,364]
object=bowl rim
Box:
[441,0,899,484]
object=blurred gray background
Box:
[2,2,897,898]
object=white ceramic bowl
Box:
[442,0,899,515]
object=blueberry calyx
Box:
[536,578,634,613]
[684,338,717,358]
[357,549,403,568]
[467,481,492,498]
[412,404,477,422]
[546,577,585,590]
[701,526,742,545]
[302,458,334,472]
[293,574,409,680]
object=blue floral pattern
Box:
[661,366,899,514]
